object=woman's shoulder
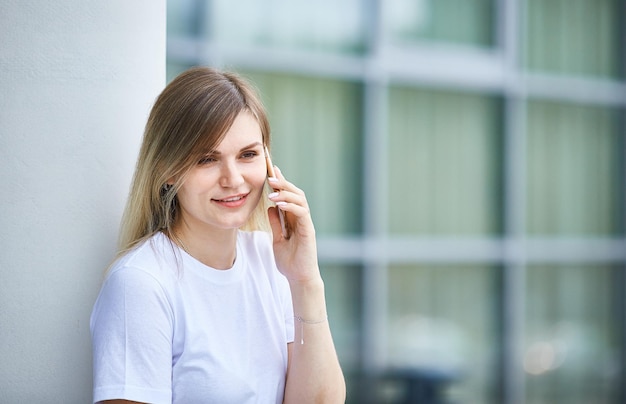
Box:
[108,232,179,283]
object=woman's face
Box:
[175,111,267,234]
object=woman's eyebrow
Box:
[210,142,263,155]
[240,142,263,151]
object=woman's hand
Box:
[267,166,320,284]
[267,166,347,403]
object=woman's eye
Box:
[198,156,217,165]
[241,151,258,159]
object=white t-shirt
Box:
[90,230,295,404]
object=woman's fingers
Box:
[269,167,303,194]
[267,166,309,214]
[267,166,315,240]
[268,190,307,213]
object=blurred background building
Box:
[165,0,625,403]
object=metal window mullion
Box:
[502,95,527,404]
[499,0,527,403]
[360,0,389,374]
[619,21,626,395]
[502,92,528,404]
[615,3,626,400]
[361,77,389,373]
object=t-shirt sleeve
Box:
[90,266,174,404]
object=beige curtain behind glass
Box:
[525,265,621,403]
[526,101,619,236]
[211,0,365,52]
[388,87,501,235]
[388,264,499,403]
[385,0,493,46]
[526,0,620,78]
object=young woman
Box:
[90,67,346,403]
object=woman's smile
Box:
[212,192,250,208]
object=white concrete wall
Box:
[0,1,166,402]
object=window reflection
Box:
[388,264,500,403]
[211,0,366,52]
[525,265,622,403]
[384,0,494,46]
[166,0,626,402]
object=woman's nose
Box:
[218,161,244,188]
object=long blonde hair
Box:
[117,67,271,257]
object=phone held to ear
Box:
[265,147,290,239]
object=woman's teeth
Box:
[220,196,243,202]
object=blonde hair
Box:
[117,67,271,257]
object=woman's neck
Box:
[172,223,238,270]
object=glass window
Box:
[388,87,503,235]
[164,2,626,403]
[526,101,621,236]
[166,63,192,83]
[525,264,623,403]
[387,264,500,403]
[525,0,622,78]
[320,264,362,373]
[167,0,203,37]
[211,0,366,52]
[244,71,364,235]
[384,0,495,47]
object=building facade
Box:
[166,0,625,402]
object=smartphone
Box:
[265,146,290,239]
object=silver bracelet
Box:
[294,315,328,345]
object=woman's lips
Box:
[212,193,249,208]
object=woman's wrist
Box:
[287,275,324,293]
[288,276,326,317]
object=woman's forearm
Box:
[283,277,346,404]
